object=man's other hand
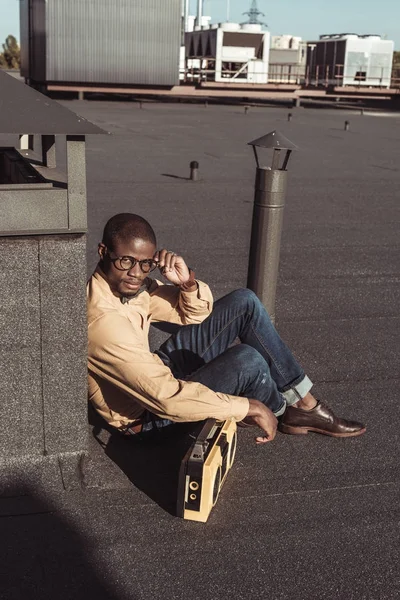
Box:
[244,399,278,444]
[154,249,191,287]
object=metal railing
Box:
[304,63,393,88]
[180,62,400,89]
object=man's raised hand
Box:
[154,249,191,287]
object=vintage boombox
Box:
[177,418,237,523]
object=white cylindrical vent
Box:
[219,22,241,31]
[184,0,189,32]
[241,24,262,33]
[197,0,203,26]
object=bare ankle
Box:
[293,393,318,411]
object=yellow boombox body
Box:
[177,418,237,523]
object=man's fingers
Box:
[165,253,178,272]
[156,249,168,268]
[253,419,276,443]
[156,249,180,272]
[255,427,276,443]
[155,249,190,285]
[255,435,271,444]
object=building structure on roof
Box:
[183,22,270,84]
[186,14,212,32]
[306,33,394,87]
[269,35,307,84]
[20,0,182,89]
[271,35,302,50]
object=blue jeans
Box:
[143,289,312,433]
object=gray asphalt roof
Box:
[0,71,106,134]
[1,101,399,600]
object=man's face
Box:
[99,237,156,298]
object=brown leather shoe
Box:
[278,401,366,438]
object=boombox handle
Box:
[190,419,218,461]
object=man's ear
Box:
[98,243,106,261]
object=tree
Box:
[0,35,21,69]
[393,51,400,65]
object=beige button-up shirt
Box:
[87,267,249,429]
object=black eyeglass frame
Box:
[107,252,158,273]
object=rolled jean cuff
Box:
[274,400,287,418]
[281,375,313,406]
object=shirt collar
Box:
[120,284,148,304]
[94,264,150,304]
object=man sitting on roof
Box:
[87,213,365,442]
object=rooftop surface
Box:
[1,102,399,600]
[0,71,105,135]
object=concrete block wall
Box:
[0,234,88,492]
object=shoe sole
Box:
[279,423,367,438]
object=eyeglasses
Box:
[108,254,158,273]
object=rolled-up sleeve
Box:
[149,279,213,325]
[88,313,249,423]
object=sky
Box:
[0,0,399,49]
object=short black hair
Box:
[102,213,156,251]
